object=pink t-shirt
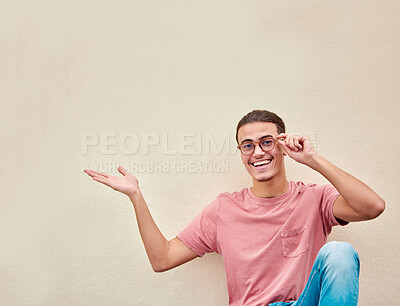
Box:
[177,181,346,305]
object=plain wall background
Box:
[1,1,399,305]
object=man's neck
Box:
[251,177,289,198]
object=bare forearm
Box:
[84,167,190,272]
[129,189,169,272]
[307,153,385,216]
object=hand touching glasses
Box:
[277,134,317,166]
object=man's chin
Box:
[245,168,272,182]
[254,175,272,182]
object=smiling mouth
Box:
[251,159,272,167]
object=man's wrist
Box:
[128,188,143,204]
[306,153,326,171]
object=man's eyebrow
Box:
[240,135,274,144]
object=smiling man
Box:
[84,110,385,306]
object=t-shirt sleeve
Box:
[313,184,348,236]
[177,198,219,258]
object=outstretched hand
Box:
[277,134,317,166]
[84,166,139,198]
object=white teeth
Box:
[252,160,271,167]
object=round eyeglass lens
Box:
[241,143,254,154]
[260,139,274,151]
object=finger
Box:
[278,140,291,155]
[301,135,316,152]
[84,169,99,178]
[300,135,310,144]
[93,176,119,192]
[118,166,128,176]
[92,176,112,187]
[84,169,109,178]
[277,133,287,140]
[293,137,302,150]
[287,136,298,151]
[283,135,289,147]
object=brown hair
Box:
[236,110,285,143]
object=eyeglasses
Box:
[237,138,278,155]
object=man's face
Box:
[237,122,286,183]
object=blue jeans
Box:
[269,241,360,306]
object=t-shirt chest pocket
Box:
[280,225,310,258]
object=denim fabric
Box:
[269,241,360,306]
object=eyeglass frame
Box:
[237,137,280,155]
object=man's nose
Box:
[253,144,265,156]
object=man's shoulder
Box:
[216,188,248,202]
[289,181,338,200]
[199,189,247,214]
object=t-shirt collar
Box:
[246,181,293,204]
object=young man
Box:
[84,110,384,305]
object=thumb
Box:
[118,166,128,176]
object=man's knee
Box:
[317,241,360,271]
[320,241,357,255]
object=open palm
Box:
[84,166,139,197]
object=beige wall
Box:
[1,1,399,305]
